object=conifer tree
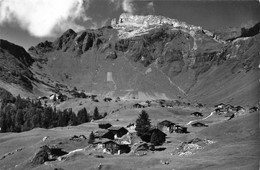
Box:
[93,107,100,120]
[88,131,95,144]
[77,107,89,123]
[135,110,151,136]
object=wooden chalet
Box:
[103,97,112,102]
[98,122,112,129]
[133,103,146,108]
[158,120,176,133]
[174,125,188,133]
[94,129,114,140]
[159,120,175,127]
[191,112,203,117]
[140,128,167,144]
[102,140,130,154]
[108,126,128,138]
[191,122,208,127]
[249,106,259,113]
[214,103,226,108]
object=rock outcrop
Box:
[30,145,68,166]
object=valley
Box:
[0,13,259,170]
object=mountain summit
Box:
[111,13,210,40]
[112,13,202,30]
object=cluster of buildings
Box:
[92,122,168,155]
[214,103,246,118]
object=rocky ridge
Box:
[0,40,35,91]
[112,13,206,40]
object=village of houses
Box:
[29,88,259,167]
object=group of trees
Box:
[0,93,104,133]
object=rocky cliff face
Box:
[114,13,201,30]
[0,40,34,66]
[0,40,34,90]
[111,13,207,41]
[27,14,259,105]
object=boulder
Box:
[31,145,51,165]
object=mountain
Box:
[0,39,35,91]
[0,13,255,106]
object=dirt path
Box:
[186,111,214,125]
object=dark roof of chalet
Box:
[249,106,258,110]
[159,120,175,126]
[148,128,167,136]
[235,106,244,109]
[191,112,203,115]
[133,103,145,106]
[102,140,119,145]
[98,121,112,125]
[191,122,208,126]
[175,125,187,128]
[94,129,112,137]
[192,122,205,124]
[108,126,127,131]
[39,96,48,99]
[160,120,173,123]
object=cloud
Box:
[0,0,91,37]
[89,18,110,29]
[109,0,135,14]
[109,0,121,10]
[146,1,155,14]
[122,0,135,14]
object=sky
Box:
[0,0,259,50]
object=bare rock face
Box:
[116,13,202,31]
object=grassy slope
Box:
[0,104,258,170]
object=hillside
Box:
[27,13,259,106]
[0,40,35,91]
